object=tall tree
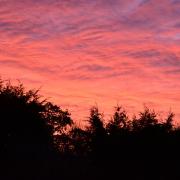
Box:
[0,79,73,179]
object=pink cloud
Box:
[0,0,180,122]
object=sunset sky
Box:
[0,0,180,123]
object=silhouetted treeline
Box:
[0,79,180,180]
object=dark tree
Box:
[87,106,105,135]
[86,106,106,158]
[0,79,72,179]
[106,106,129,135]
[1,78,180,180]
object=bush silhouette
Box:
[0,80,72,179]
[64,107,180,180]
[1,78,180,180]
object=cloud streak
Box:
[0,0,180,121]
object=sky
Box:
[0,0,180,123]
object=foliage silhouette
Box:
[1,78,180,180]
[0,80,72,179]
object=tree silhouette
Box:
[0,79,72,179]
[87,107,106,156]
[132,107,158,131]
[1,78,180,180]
[87,106,104,134]
[106,106,129,135]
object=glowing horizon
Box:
[0,0,180,123]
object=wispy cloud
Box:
[0,0,180,120]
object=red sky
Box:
[0,0,180,123]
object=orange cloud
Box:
[0,0,180,122]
